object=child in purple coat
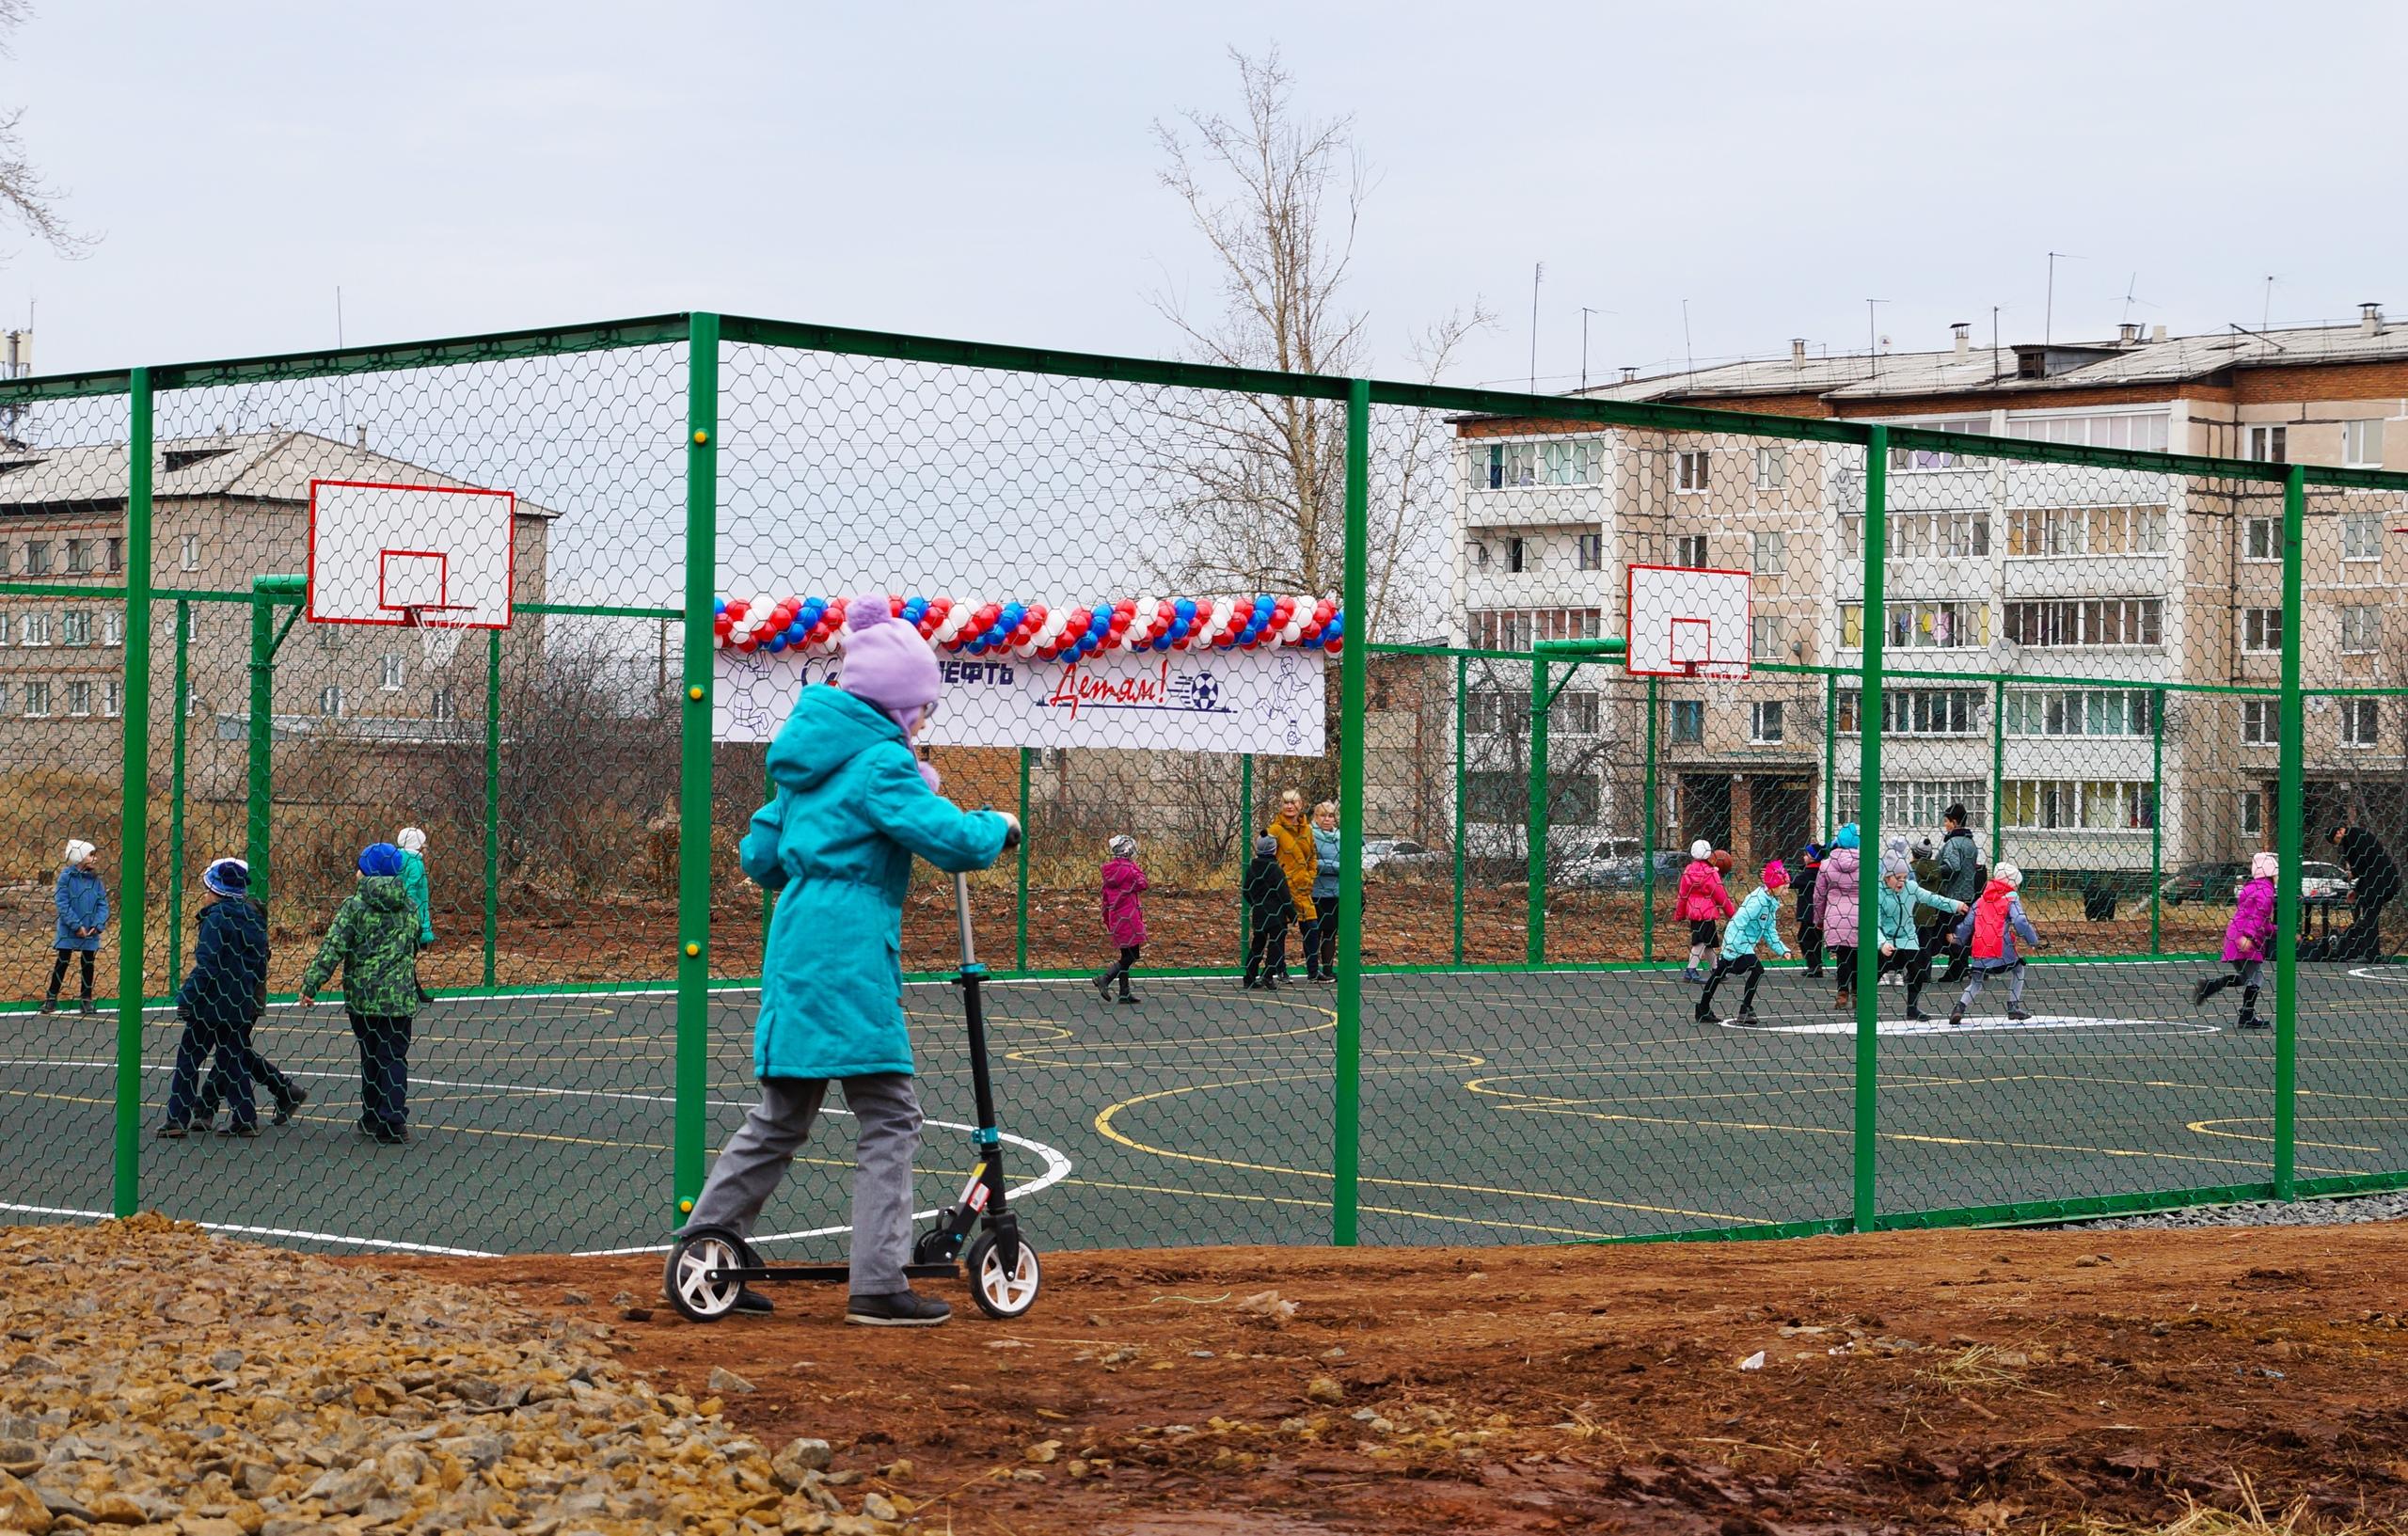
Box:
[1095,835,1148,1005]
[2194,851,2277,1030]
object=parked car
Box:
[1560,850,1691,892]
[1360,837,1449,874]
[2159,861,2249,906]
[2234,861,2353,903]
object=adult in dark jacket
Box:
[44,838,109,1016]
[187,860,307,1129]
[159,857,274,1137]
[1244,834,1297,990]
[1935,806,1984,982]
[2330,824,2401,959]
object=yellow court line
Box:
[2186,1116,2397,1155]
[1055,1174,1620,1240]
[1091,1072,1751,1225]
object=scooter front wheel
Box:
[664,1225,753,1323]
[962,1230,1041,1319]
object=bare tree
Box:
[1149,47,1484,641]
[0,3,89,259]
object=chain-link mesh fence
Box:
[3,314,2405,1255]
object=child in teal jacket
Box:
[1873,854,1965,1021]
[681,594,1015,1329]
[1697,861,1792,1025]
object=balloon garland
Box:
[712,594,1345,659]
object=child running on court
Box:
[1874,854,1966,1021]
[680,594,1016,1327]
[1676,840,1737,983]
[1095,835,1147,1005]
[2194,851,2277,1030]
[1948,862,2043,1024]
[1696,860,1792,1025]
[1243,833,1296,990]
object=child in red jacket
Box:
[1096,835,1148,1005]
[1677,840,1738,983]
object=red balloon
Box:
[1156,600,1176,621]
[926,596,951,618]
[1067,607,1092,634]
[724,599,750,622]
[1107,611,1132,633]
[1324,634,1345,654]
[1230,599,1254,626]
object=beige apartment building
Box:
[0,430,550,806]
[1456,309,2408,875]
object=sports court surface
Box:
[5,961,2404,1258]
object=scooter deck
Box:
[712,1262,959,1285]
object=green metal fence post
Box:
[483,627,501,988]
[242,575,306,905]
[673,311,721,1223]
[1989,677,2005,867]
[112,368,154,1218]
[1641,674,1659,963]
[1238,752,1253,960]
[1332,377,1370,1245]
[1821,671,1837,837]
[2149,684,2165,955]
[1525,656,1550,967]
[2273,465,2305,1201]
[1014,746,1032,974]
[1451,653,1466,967]
[1853,426,1889,1233]
[166,600,190,997]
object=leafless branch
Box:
[0,5,93,259]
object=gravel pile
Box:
[0,1214,909,1535]
[2054,1190,2408,1231]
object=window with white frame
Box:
[1844,598,1983,650]
[1668,699,1703,743]
[318,686,343,718]
[1839,507,1862,562]
[1892,416,1992,471]
[1539,438,1601,485]
[1836,778,1986,831]
[1554,691,1602,735]
[20,612,49,646]
[2004,411,2170,451]
[1675,450,1708,492]
[1751,614,1787,660]
[2242,699,2275,745]
[1753,445,1786,489]
[179,533,199,572]
[2240,790,2264,837]
[1675,534,1708,568]
[2005,505,2166,558]
[1506,536,1529,574]
[1891,510,1990,559]
[1576,531,1603,570]
[22,681,50,718]
[64,539,90,575]
[101,612,120,647]
[102,680,120,718]
[2247,424,2288,463]
[2343,512,2384,562]
[380,654,405,690]
[0,613,10,644]
[60,610,90,647]
[432,687,458,723]
[66,681,90,718]
[2340,697,2381,748]
[2003,597,2162,648]
[2340,605,2382,654]
[1837,687,1980,736]
[2243,608,2281,653]
[1472,691,1596,736]
[1479,442,1538,489]
[2004,688,2155,737]
[2343,418,2385,467]
[22,541,50,576]
[1465,608,1603,649]
[2002,778,2156,831]
[106,537,121,573]
[0,684,9,714]
[2244,516,2277,562]
[1749,700,1784,743]
[1751,530,1786,577]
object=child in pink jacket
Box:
[1677,840,1739,983]
[1096,835,1148,1005]
[2194,850,2276,1030]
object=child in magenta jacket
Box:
[2194,851,2276,1030]
[1677,840,1738,983]
[1095,835,1148,1005]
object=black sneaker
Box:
[78,1002,96,1017]
[2007,1008,2033,1021]
[273,1086,309,1126]
[1093,974,1114,1000]
[1733,1008,1759,1025]
[1904,1006,1932,1021]
[846,1290,950,1327]
[37,1001,55,1016]
[358,1124,408,1146]
[1948,1006,1966,1026]
[1117,992,1138,1005]
[154,1121,191,1139]
[1693,1006,1718,1025]
[2192,977,2219,1006]
[2240,1015,2272,1031]
[218,1123,261,1139]
[734,1289,775,1315]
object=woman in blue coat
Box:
[679,594,1016,1328]
[44,839,109,1016]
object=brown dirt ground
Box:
[378,1225,2408,1535]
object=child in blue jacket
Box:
[44,839,109,1016]
[680,594,1016,1328]
[1697,860,1792,1025]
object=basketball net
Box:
[401,606,465,670]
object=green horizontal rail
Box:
[0,582,132,600]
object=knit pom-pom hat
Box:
[839,592,943,731]
[2251,850,2279,880]
[1762,859,1789,889]
[1992,862,2024,890]
[1690,839,1711,861]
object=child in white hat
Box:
[44,839,108,1016]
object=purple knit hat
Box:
[839,593,942,729]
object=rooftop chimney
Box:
[2151,325,2168,342]
[2363,301,2384,336]
[2119,322,2141,344]
[1790,338,1807,368]
[355,424,370,449]
[1620,366,1639,383]
[1950,322,1971,356]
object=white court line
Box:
[0,1060,1076,1259]
[1719,1014,2220,1037]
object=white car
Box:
[2235,861,2353,902]
[1360,837,1448,873]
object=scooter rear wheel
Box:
[962,1230,1041,1319]
[664,1225,753,1323]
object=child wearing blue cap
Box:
[298,843,426,1144]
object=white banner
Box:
[715,644,1325,756]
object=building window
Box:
[1465,770,1600,827]
[1674,534,1708,568]
[2343,419,2384,468]
[2002,778,2156,831]
[1883,599,1987,650]
[23,681,50,718]
[2342,512,2384,562]
[1892,511,1991,560]
[1468,540,1489,567]
[2340,698,2381,749]
[180,533,199,572]
[2242,699,2275,745]
[1751,614,1786,660]
[2005,505,2164,558]
[2244,516,2276,562]
[103,680,120,718]
[1465,609,1603,649]
[0,683,8,713]
[2340,605,2382,654]
[1480,442,1538,490]
[2004,688,2156,737]
[2003,597,2162,648]
[2240,790,2264,838]
[2003,411,2169,451]
[60,610,90,647]
[1575,531,1604,571]
[20,612,49,646]
[319,686,344,718]
[1554,690,1601,735]
[1505,536,1529,574]
[101,612,121,647]
[1837,778,1986,831]
[0,613,10,644]
[1675,450,1708,493]
[23,541,51,577]
[380,654,405,690]
[1841,687,1980,736]
[66,681,90,718]
[1753,445,1785,489]
[1751,530,1787,577]
[1748,700,1784,744]
[106,537,122,573]
[1668,699,1704,744]
[1539,438,1601,485]
[1892,415,1993,471]
[2242,608,2281,653]
[433,687,459,723]
[65,539,90,575]
[2247,424,2288,463]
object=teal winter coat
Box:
[1719,886,1792,961]
[1875,879,1960,950]
[398,848,436,946]
[741,688,1011,1080]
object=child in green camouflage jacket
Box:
[298,843,425,1144]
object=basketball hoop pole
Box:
[247,575,308,904]
[1525,638,1629,964]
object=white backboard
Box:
[308,479,515,628]
[1625,562,1751,678]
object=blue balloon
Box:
[901,597,927,622]
[1174,598,1196,620]
[714,598,727,615]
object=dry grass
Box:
[1916,1342,2059,1399]
[2030,1479,2407,1535]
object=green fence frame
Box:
[5,309,2408,1243]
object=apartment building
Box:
[1456,308,2408,874]
[0,430,551,801]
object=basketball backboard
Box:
[308,479,515,629]
[1625,563,1751,678]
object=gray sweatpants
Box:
[685,1074,923,1297]
[1956,961,2026,1009]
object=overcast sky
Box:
[7,1,2406,390]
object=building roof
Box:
[0,430,559,516]
[1576,318,2408,407]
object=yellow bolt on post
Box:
[692,429,709,445]
[684,942,701,958]
[688,685,705,701]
